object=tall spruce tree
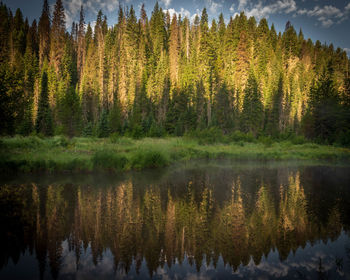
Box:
[50,0,65,74]
[36,70,53,135]
[241,72,264,136]
[38,0,50,67]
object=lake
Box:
[1,161,350,279]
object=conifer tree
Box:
[50,0,65,74]
[36,70,53,135]
[241,72,263,136]
[77,5,85,80]
[38,0,50,67]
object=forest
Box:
[1,0,350,145]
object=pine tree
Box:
[241,72,263,136]
[169,14,179,90]
[50,0,65,74]
[304,72,340,143]
[77,5,85,80]
[36,70,53,135]
[38,0,50,67]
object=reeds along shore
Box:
[1,134,350,173]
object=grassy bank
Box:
[0,135,350,173]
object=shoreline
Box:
[1,136,350,173]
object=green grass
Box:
[0,135,350,173]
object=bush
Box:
[290,135,307,145]
[131,149,169,169]
[109,132,120,143]
[148,123,166,138]
[82,123,93,137]
[228,131,255,143]
[258,136,273,147]
[131,124,144,139]
[186,127,225,144]
[51,135,70,147]
[335,129,350,147]
[92,150,128,171]
[8,136,43,149]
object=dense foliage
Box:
[1,1,350,144]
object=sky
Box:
[2,0,350,55]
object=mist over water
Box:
[1,162,350,279]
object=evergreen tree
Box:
[304,72,340,143]
[36,70,53,136]
[97,109,110,137]
[50,0,65,73]
[241,72,263,136]
[38,0,50,67]
[77,5,85,80]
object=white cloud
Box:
[206,0,223,15]
[345,2,350,11]
[234,0,297,20]
[296,3,350,28]
[233,1,350,28]
[160,0,172,9]
[62,0,119,29]
[63,0,83,29]
[164,7,191,20]
[321,18,333,28]
[344,48,350,56]
[298,5,343,18]
[238,0,248,11]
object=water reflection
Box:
[1,164,350,279]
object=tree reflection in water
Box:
[0,164,350,279]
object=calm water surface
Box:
[1,161,350,279]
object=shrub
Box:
[258,136,273,147]
[9,136,43,148]
[291,135,307,145]
[82,122,93,137]
[92,150,128,171]
[131,124,144,139]
[131,149,169,169]
[228,131,255,143]
[109,132,120,143]
[335,129,350,147]
[186,127,225,144]
[51,135,70,147]
[148,123,166,138]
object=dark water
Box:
[1,161,350,279]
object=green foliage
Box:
[35,71,53,136]
[258,136,273,147]
[303,73,341,143]
[228,131,255,143]
[109,132,120,143]
[131,149,169,169]
[335,129,350,147]
[1,136,350,173]
[92,150,127,171]
[186,127,225,144]
[50,135,71,147]
[97,110,110,138]
[82,121,93,137]
[130,124,144,139]
[241,73,264,137]
[148,123,166,138]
